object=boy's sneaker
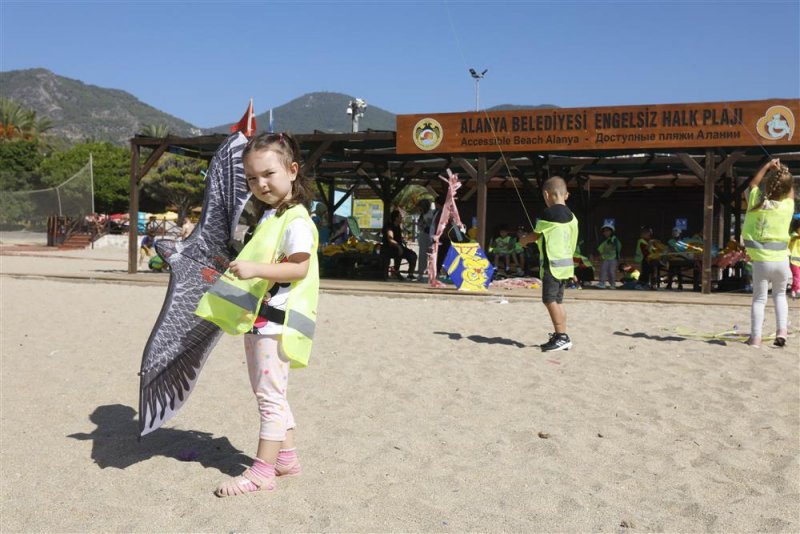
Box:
[597,282,606,289]
[541,333,572,352]
[539,332,556,348]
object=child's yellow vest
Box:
[598,237,620,261]
[789,236,800,267]
[195,205,319,368]
[742,189,794,262]
[535,215,579,279]
[634,238,649,263]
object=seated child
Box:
[491,225,515,273]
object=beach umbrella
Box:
[138,132,251,436]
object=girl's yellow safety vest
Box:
[534,214,579,280]
[742,188,794,262]
[195,204,319,368]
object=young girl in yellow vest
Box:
[209,132,319,496]
[790,217,800,299]
[743,158,794,348]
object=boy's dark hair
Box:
[790,216,800,233]
[243,131,311,217]
[391,209,402,221]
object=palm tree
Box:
[393,184,434,214]
[0,98,25,140]
[0,98,54,141]
[140,124,171,138]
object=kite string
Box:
[442,1,537,234]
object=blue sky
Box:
[2,0,798,128]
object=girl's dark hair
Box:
[760,164,794,206]
[242,131,312,217]
[790,216,800,233]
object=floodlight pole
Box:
[469,68,487,111]
[349,101,360,133]
[347,99,367,133]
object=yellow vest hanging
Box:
[195,204,319,368]
[534,213,579,279]
[742,188,794,262]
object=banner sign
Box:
[396,99,799,154]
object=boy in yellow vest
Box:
[531,176,579,351]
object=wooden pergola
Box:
[128,126,799,294]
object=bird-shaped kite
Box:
[138,132,250,436]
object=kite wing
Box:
[138,132,250,436]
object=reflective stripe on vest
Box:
[743,240,787,251]
[550,257,574,268]
[207,279,262,311]
[791,256,800,262]
[287,309,315,340]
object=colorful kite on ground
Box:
[138,132,250,436]
[444,241,494,291]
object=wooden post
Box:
[701,150,716,294]
[128,143,140,274]
[477,157,488,249]
[732,169,742,242]
[722,169,732,244]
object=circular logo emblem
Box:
[412,118,443,151]
[756,105,795,141]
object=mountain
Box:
[207,92,396,134]
[0,68,202,144]
[1,68,559,142]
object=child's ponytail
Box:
[758,164,794,209]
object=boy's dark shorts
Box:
[542,269,567,304]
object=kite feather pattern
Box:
[138,132,250,436]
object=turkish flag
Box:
[230,99,256,137]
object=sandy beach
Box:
[1,249,798,532]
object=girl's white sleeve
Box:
[281,219,315,257]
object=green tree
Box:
[142,154,207,224]
[38,142,130,213]
[0,139,45,190]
